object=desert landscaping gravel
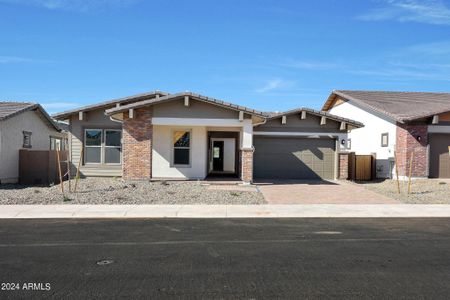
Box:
[355,179,450,204]
[0,178,266,205]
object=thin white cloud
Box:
[407,41,450,55]
[357,0,450,25]
[255,79,293,93]
[0,56,54,64]
[0,0,140,12]
[277,59,339,70]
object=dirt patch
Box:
[354,179,450,204]
[0,178,266,205]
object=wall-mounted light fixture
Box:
[416,135,422,142]
[341,139,346,145]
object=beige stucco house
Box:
[0,102,64,184]
[53,91,363,183]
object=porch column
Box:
[122,107,153,180]
[240,119,253,183]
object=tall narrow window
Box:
[23,131,32,148]
[173,130,190,165]
[85,129,102,163]
[105,130,122,164]
[381,133,389,147]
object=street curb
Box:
[2,204,450,218]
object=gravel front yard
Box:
[355,179,450,204]
[0,178,266,205]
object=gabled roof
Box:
[52,90,168,120]
[105,92,268,118]
[323,90,450,123]
[0,101,61,131]
[267,107,364,128]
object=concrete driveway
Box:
[256,180,400,204]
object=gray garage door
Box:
[429,134,450,178]
[253,136,336,179]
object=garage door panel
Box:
[430,134,450,178]
[254,137,336,179]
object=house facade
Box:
[0,102,64,184]
[322,90,450,179]
[53,91,363,183]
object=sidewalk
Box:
[2,204,450,218]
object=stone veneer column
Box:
[240,149,253,183]
[122,107,152,180]
[395,123,428,178]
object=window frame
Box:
[347,138,352,150]
[23,131,32,149]
[381,133,389,147]
[84,129,103,165]
[104,129,122,165]
[171,129,191,167]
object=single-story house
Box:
[322,90,450,179]
[52,91,363,183]
[0,102,65,184]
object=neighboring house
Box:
[322,90,450,179]
[53,91,363,183]
[0,102,64,184]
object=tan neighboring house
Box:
[323,90,450,179]
[53,91,363,183]
[0,102,64,184]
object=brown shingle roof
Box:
[0,101,60,131]
[322,90,450,123]
[105,92,268,117]
[52,90,168,120]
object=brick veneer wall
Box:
[241,149,253,183]
[395,123,428,178]
[122,107,153,180]
[338,153,349,179]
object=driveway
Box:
[256,180,399,204]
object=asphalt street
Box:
[0,218,450,299]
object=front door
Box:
[212,141,224,171]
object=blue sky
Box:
[1,0,450,114]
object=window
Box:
[105,130,122,164]
[173,130,190,165]
[50,136,64,150]
[23,131,32,148]
[85,129,102,163]
[84,129,122,164]
[381,133,389,147]
[347,138,352,150]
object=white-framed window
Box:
[173,130,191,166]
[105,129,122,164]
[50,136,66,150]
[347,138,352,150]
[85,129,102,164]
[23,131,32,148]
[84,129,122,165]
[381,133,389,147]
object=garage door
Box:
[253,136,336,179]
[430,134,450,178]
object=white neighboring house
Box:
[0,102,65,184]
[322,90,450,179]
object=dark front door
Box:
[212,141,224,171]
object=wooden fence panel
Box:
[19,150,68,185]
[355,155,373,181]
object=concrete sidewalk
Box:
[2,204,450,218]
